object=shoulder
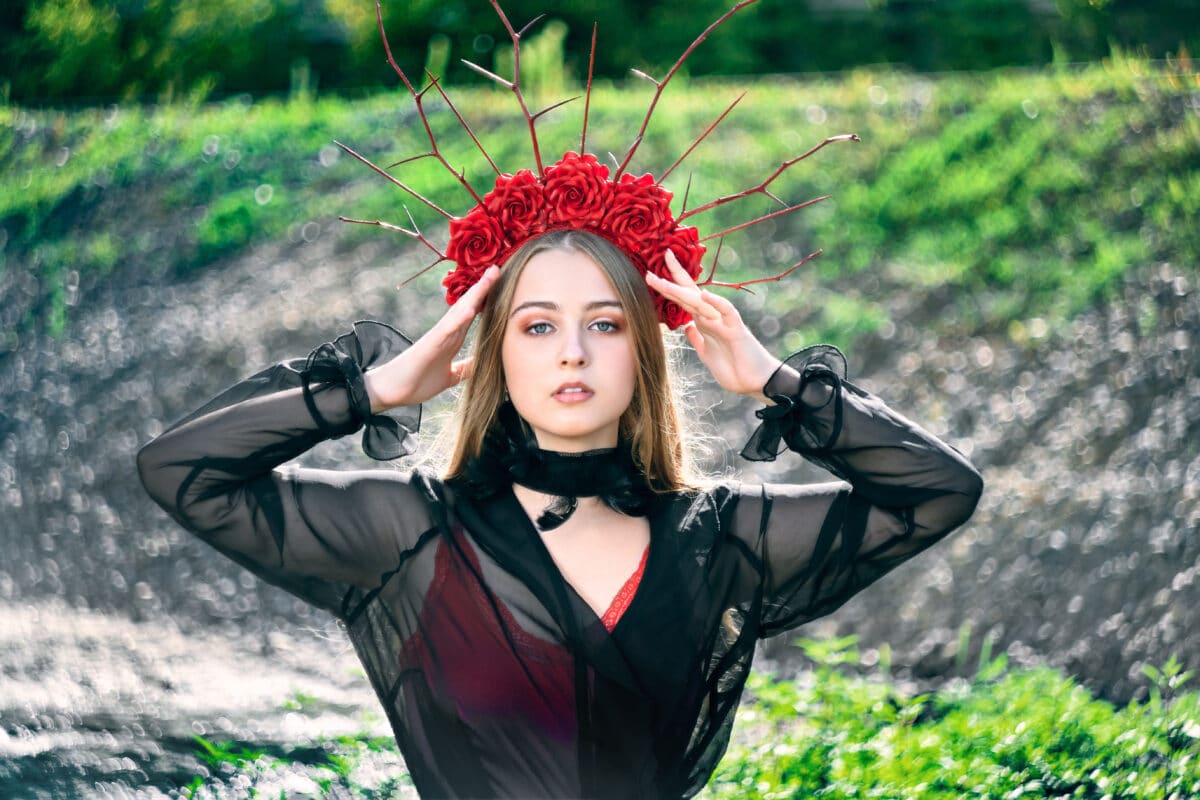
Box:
[289,465,450,530]
[656,481,748,537]
[662,480,773,514]
[405,465,455,507]
[653,483,774,577]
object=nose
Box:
[558,326,589,367]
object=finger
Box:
[437,265,500,337]
[682,321,706,356]
[456,265,500,314]
[450,356,475,383]
[458,263,496,304]
[431,311,473,353]
[700,289,741,321]
[664,249,699,290]
[645,271,721,322]
[665,253,722,321]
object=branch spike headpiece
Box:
[342,0,859,329]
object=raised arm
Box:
[735,345,982,634]
[138,266,499,612]
[136,321,435,611]
[648,252,982,634]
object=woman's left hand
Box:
[646,250,782,402]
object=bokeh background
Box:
[2,0,1198,796]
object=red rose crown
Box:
[338,0,858,330]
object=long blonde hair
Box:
[444,229,698,492]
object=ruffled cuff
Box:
[741,343,847,462]
[300,320,420,460]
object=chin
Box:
[536,424,621,452]
[511,398,626,451]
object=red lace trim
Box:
[600,544,650,632]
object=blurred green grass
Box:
[1,54,1196,346]
[701,638,1200,799]
[183,639,1200,798]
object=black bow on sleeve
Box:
[301,320,421,461]
[741,344,847,462]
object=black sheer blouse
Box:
[136,321,982,799]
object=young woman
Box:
[138,225,982,798]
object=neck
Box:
[458,402,653,529]
[530,429,619,454]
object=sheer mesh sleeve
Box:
[136,320,434,613]
[735,345,984,637]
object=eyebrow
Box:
[510,299,624,314]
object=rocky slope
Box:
[1,223,1196,711]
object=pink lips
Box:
[553,381,594,403]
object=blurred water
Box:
[1,227,1197,794]
[0,602,414,799]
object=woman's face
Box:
[501,248,637,452]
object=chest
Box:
[396,486,754,725]
[529,501,651,622]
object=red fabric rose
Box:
[484,169,545,241]
[644,226,705,330]
[440,150,708,329]
[604,172,675,256]
[543,152,612,228]
[654,295,692,331]
[442,263,484,306]
[647,224,705,282]
[445,206,507,271]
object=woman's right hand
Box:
[365,265,500,413]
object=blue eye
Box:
[591,320,619,333]
[526,322,553,335]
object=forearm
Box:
[139,320,417,523]
[364,356,414,415]
[759,363,831,409]
[137,376,356,527]
[747,345,983,530]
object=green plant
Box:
[1142,653,1194,715]
[189,735,280,798]
[701,638,1200,799]
[184,729,409,799]
[186,641,1200,799]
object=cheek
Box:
[607,340,638,400]
[500,335,525,389]
[501,331,546,399]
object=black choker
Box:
[459,403,652,530]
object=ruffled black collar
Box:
[459,402,653,530]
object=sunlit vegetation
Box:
[3,55,1195,350]
[187,637,1200,798]
[186,731,411,799]
[4,0,1197,101]
[703,638,1200,799]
